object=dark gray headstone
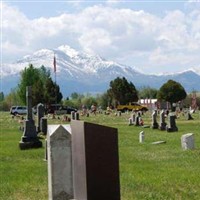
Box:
[151,110,158,129]
[71,120,120,200]
[159,110,167,130]
[19,86,42,150]
[166,113,178,132]
[40,117,47,135]
[71,111,75,120]
[75,112,79,120]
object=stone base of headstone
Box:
[19,137,42,150]
[19,120,42,150]
[166,126,178,132]
[152,122,159,129]
[159,123,167,130]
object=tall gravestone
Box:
[71,120,121,200]
[159,110,167,130]
[166,113,178,132]
[151,110,159,129]
[47,125,73,200]
[19,86,42,150]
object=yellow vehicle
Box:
[116,102,148,112]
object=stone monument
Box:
[166,113,178,132]
[36,103,45,133]
[71,120,121,200]
[19,86,42,150]
[159,110,167,130]
[47,125,73,200]
[151,110,159,129]
[181,133,195,150]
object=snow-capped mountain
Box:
[2,45,200,96]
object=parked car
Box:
[47,104,77,114]
[117,102,148,112]
[10,106,27,115]
[55,106,78,115]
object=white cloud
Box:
[2,2,200,73]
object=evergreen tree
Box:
[157,79,187,111]
[107,77,138,106]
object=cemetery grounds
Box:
[1,110,200,200]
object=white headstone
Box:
[139,131,145,143]
[47,124,73,200]
[181,133,195,150]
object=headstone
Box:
[36,103,45,133]
[181,133,195,150]
[186,112,194,120]
[166,113,178,132]
[139,131,145,143]
[19,86,42,150]
[118,111,121,116]
[130,113,135,125]
[71,111,75,120]
[47,125,73,200]
[75,112,79,120]
[40,117,47,135]
[151,110,158,129]
[71,120,120,200]
[128,118,133,126]
[134,113,140,126]
[159,110,167,130]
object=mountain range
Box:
[2,45,200,97]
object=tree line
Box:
[0,64,199,111]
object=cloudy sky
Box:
[1,0,200,74]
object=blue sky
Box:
[1,0,200,74]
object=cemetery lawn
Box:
[1,111,200,200]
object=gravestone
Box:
[134,113,140,126]
[118,111,122,116]
[71,111,75,120]
[40,117,47,135]
[128,118,133,126]
[181,133,195,150]
[186,112,193,120]
[139,131,145,143]
[166,113,178,132]
[36,103,45,133]
[19,86,42,150]
[159,110,167,130]
[151,110,158,129]
[130,113,136,125]
[75,112,79,120]
[47,125,73,200]
[71,120,120,200]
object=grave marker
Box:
[47,125,73,200]
[71,120,121,200]
[19,86,42,150]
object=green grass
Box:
[1,111,200,199]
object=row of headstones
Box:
[139,131,195,150]
[47,120,121,200]
[129,110,178,132]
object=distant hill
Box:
[2,45,200,96]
